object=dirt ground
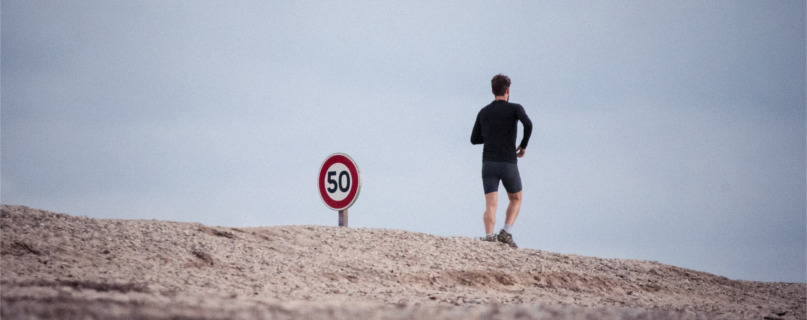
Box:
[2,205,804,319]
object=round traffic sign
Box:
[318,153,361,211]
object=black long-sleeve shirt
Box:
[470,100,533,163]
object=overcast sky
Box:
[2,1,805,283]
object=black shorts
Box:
[482,161,522,194]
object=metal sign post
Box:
[318,153,361,227]
[338,210,348,227]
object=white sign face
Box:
[318,153,361,211]
[323,162,350,202]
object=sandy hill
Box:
[1,205,804,319]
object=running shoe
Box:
[497,230,518,248]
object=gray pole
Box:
[338,209,348,227]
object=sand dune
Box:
[1,205,804,319]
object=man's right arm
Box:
[517,105,532,149]
[470,114,484,145]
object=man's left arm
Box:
[470,113,484,145]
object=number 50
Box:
[326,171,351,193]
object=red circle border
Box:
[318,154,360,211]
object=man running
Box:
[470,74,533,248]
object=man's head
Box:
[491,74,511,97]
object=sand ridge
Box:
[1,205,804,319]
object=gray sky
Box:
[2,1,805,283]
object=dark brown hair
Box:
[491,74,511,96]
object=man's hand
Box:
[516,147,526,158]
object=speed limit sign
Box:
[318,153,361,212]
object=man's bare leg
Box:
[484,192,498,234]
[504,191,522,227]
